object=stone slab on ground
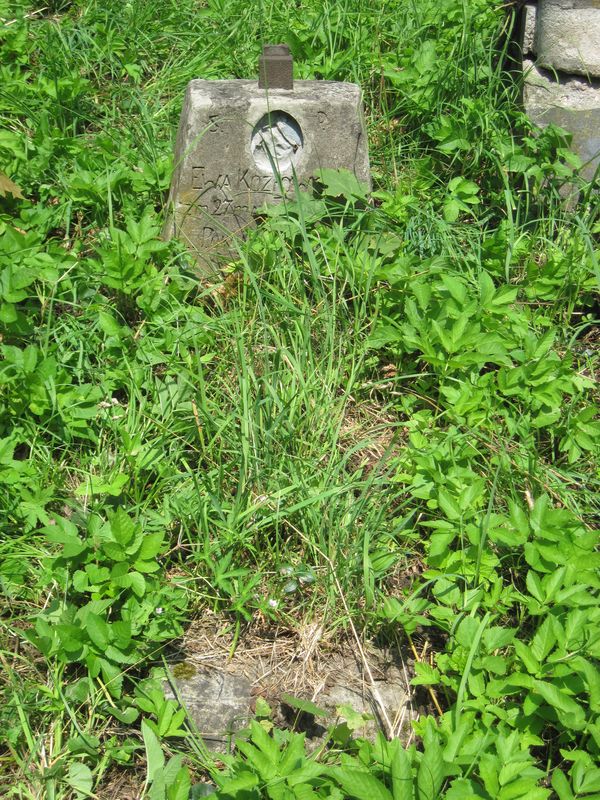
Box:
[164,668,254,752]
[524,58,600,179]
[317,661,411,742]
[164,626,413,755]
[164,79,370,272]
[536,0,600,78]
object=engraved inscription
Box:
[192,168,233,191]
[207,114,226,133]
[188,167,308,211]
[201,225,222,244]
[317,110,328,127]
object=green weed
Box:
[1,0,598,797]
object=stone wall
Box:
[520,0,600,180]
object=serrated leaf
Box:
[139,532,165,560]
[129,571,146,597]
[531,680,586,729]
[166,762,191,800]
[331,766,393,800]
[437,488,462,520]
[411,662,440,686]
[316,168,368,200]
[217,771,259,794]
[526,571,545,603]
[86,612,110,649]
[417,726,444,800]
[530,617,557,662]
[98,310,124,338]
[75,473,128,497]
[110,508,136,545]
[336,704,372,731]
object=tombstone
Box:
[536,0,600,78]
[164,45,371,272]
[518,1,600,181]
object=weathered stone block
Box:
[523,58,600,179]
[164,77,370,271]
[536,0,600,77]
[164,668,253,752]
[523,2,538,56]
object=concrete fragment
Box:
[536,0,600,77]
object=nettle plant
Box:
[28,509,187,698]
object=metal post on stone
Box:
[258,44,294,90]
[163,43,370,272]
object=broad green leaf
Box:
[66,762,94,798]
[491,285,518,306]
[334,704,372,731]
[281,694,328,718]
[390,741,414,800]
[109,705,139,725]
[444,778,484,800]
[440,275,467,305]
[526,571,545,603]
[234,739,276,781]
[100,658,123,698]
[443,198,460,222]
[417,726,444,800]
[278,732,307,776]
[316,168,368,200]
[411,662,440,686]
[497,780,550,800]
[580,768,600,793]
[86,612,110,650]
[551,769,574,800]
[166,763,191,800]
[479,272,496,306]
[530,617,557,662]
[139,532,165,560]
[331,766,393,800]
[531,680,586,729]
[98,310,124,337]
[128,571,146,596]
[217,770,259,794]
[75,473,128,497]
[142,719,165,782]
[57,623,85,653]
[110,508,136,545]
[437,488,462,520]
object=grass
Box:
[1,0,599,797]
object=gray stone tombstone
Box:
[164,45,371,271]
[536,0,600,78]
[518,1,600,181]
